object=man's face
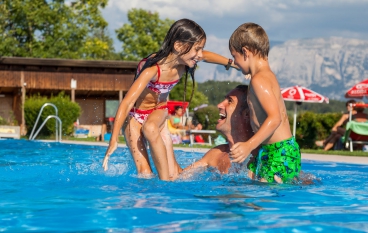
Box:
[216,89,244,133]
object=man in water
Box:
[182,85,257,177]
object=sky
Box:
[100,0,368,81]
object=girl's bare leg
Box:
[142,110,170,180]
[160,122,182,180]
[123,117,153,176]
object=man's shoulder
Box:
[203,144,229,157]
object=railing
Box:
[29,103,62,142]
[30,115,62,142]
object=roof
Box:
[0,57,139,69]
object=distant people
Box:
[315,100,356,150]
[182,85,258,175]
[102,19,238,181]
[169,105,202,131]
[169,105,202,144]
[317,100,368,151]
[227,23,301,183]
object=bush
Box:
[24,92,81,137]
[292,111,342,149]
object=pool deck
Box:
[61,140,368,165]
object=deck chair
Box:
[167,119,187,144]
[343,121,368,152]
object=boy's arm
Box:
[200,51,239,70]
[230,75,282,163]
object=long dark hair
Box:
[136,18,206,104]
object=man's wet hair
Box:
[234,85,249,111]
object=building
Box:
[0,57,138,135]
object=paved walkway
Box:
[61,140,368,165]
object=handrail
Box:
[29,103,58,140]
[30,115,62,142]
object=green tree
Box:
[169,77,208,111]
[116,8,174,61]
[0,0,117,59]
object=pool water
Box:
[1,140,368,232]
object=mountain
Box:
[198,37,368,100]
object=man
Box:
[182,85,257,176]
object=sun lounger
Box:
[189,130,216,146]
[0,126,20,139]
[343,121,368,152]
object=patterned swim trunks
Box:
[248,137,301,183]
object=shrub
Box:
[292,111,342,149]
[24,92,81,137]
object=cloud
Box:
[100,0,368,82]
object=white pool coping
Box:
[59,140,368,166]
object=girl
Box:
[102,18,237,180]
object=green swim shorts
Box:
[248,137,301,183]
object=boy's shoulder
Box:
[251,68,277,84]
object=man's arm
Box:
[183,145,226,172]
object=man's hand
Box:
[102,140,118,171]
[229,142,252,163]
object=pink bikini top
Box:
[136,58,179,94]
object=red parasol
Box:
[167,101,189,115]
[281,85,329,103]
[345,79,368,99]
[281,85,329,136]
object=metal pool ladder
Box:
[29,103,62,142]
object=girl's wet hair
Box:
[137,18,206,103]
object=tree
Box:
[169,76,209,111]
[0,0,117,60]
[116,8,174,61]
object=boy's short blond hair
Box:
[229,23,269,59]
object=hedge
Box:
[24,92,81,137]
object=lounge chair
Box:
[343,121,368,152]
[0,126,20,139]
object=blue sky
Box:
[101,0,368,82]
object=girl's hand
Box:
[102,140,118,171]
[229,142,252,163]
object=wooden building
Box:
[0,57,138,134]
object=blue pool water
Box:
[0,140,368,232]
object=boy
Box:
[228,23,301,183]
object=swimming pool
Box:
[1,140,367,232]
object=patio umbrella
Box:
[281,85,329,136]
[167,101,189,115]
[345,79,368,98]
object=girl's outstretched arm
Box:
[201,51,239,70]
[102,66,158,171]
